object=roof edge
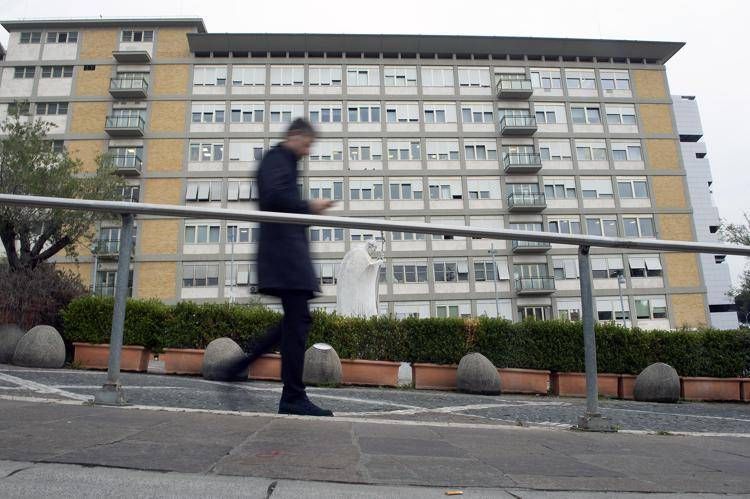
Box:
[1,17,207,33]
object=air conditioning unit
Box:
[249,285,259,294]
[605,89,614,94]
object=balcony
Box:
[507,193,546,212]
[109,76,148,99]
[92,239,135,258]
[499,114,537,136]
[496,76,533,98]
[112,50,151,64]
[105,115,145,137]
[111,155,143,176]
[91,285,133,297]
[503,153,542,173]
[514,277,556,294]
[511,240,551,253]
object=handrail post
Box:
[94,213,134,406]
[576,245,615,431]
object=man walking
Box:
[234,118,334,417]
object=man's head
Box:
[283,118,316,158]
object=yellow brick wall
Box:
[632,69,667,99]
[646,139,681,170]
[671,293,708,328]
[137,262,177,300]
[56,262,92,288]
[79,29,118,59]
[664,253,701,288]
[152,64,190,95]
[140,219,180,254]
[74,65,111,96]
[155,28,191,58]
[640,104,674,135]
[150,101,187,133]
[146,140,185,173]
[69,102,109,134]
[68,140,105,173]
[143,178,183,205]
[652,176,688,209]
[659,214,695,241]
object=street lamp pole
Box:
[617,273,627,327]
[229,226,236,304]
[489,243,500,318]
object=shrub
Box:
[404,317,468,364]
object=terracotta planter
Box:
[73,343,150,372]
[680,377,742,402]
[551,372,619,398]
[497,368,550,395]
[249,354,281,381]
[341,359,400,387]
[412,363,458,390]
[619,374,637,400]
[160,348,204,375]
[741,379,750,403]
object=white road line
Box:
[0,373,93,402]
[608,407,750,423]
[51,385,184,390]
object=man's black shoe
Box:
[278,398,334,417]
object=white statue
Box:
[336,240,384,317]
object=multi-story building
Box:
[0,17,716,328]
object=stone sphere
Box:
[303,343,342,386]
[0,324,26,364]
[457,352,501,395]
[202,338,248,381]
[12,325,66,368]
[634,362,681,403]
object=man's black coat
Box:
[256,145,319,296]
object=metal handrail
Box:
[503,153,542,167]
[500,115,536,128]
[507,192,546,207]
[497,78,532,90]
[109,77,148,90]
[105,115,145,129]
[514,277,555,290]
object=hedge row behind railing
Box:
[61,296,750,377]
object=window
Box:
[539,141,572,161]
[543,178,576,199]
[423,103,456,123]
[232,66,265,86]
[530,69,561,89]
[309,141,344,161]
[121,30,154,42]
[391,227,426,241]
[270,66,304,86]
[634,296,667,320]
[428,180,462,200]
[227,225,260,243]
[225,263,259,288]
[19,32,41,44]
[230,102,264,123]
[227,180,259,201]
[349,140,383,161]
[184,224,221,244]
[389,180,423,200]
[121,185,140,202]
[565,70,596,89]
[596,297,630,322]
[623,216,655,238]
[8,102,31,116]
[434,261,469,282]
[346,66,379,86]
[467,178,500,199]
[40,65,74,78]
[600,71,630,91]
[110,108,145,125]
[591,256,625,279]
[458,67,490,87]
[586,217,618,237]
[191,103,225,123]
[628,255,663,278]
[350,179,383,200]
[185,181,223,202]
[347,103,380,123]
[552,258,579,280]
[393,263,428,283]
[48,140,65,154]
[384,66,417,87]
[606,105,637,125]
[189,142,224,162]
[612,142,642,161]
[182,264,219,287]
[534,104,566,124]
[426,140,459,161]
[576,142,607,161]
[557,300,582,321]
[309,66,342,86]
[464,141,498,161]
[108,146,142,168]
[385,103,419,123]
[309,180,344,201]
[312,262,340,285]
[518,306,552,320]
[461,103,494,124]
[571,105,601,124]
[617,178,649,199]
[269,103,302,123]
[13,66,35,79]
[474,260,509,281]
[35,102,68,115]
[229,141,264,162]
[507,183,540,195]
[310,227,344,242]
[46,31,78,43]
[421,67,454,87]
[581,178,614,198]
[510,222,544,233]
[193,66,227,86]
[387,140,421,160]
[309,104,342,123]
[547,217,582,234]
[436,305,465,318]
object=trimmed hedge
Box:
[61,296,750,377]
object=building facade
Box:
[0,18,714,328]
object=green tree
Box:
[719,213,750,246]
[730,269,750,326]
[0,105,124,271]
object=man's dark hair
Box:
[285,118,316,138]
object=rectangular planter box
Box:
[619,374,637,400]
[497,368,550,395]
[741,379,750,403]
[341,359,400,387]
[249,354,281,381]
[73,343,150,372]
[160,348,204,375]
[551,372,620,398]
[412,363,457,390]
[680,377,742,402]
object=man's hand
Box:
[309,199,335,214]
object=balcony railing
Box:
[512,240,551,253]
[92,239,121,256]
[514,277,556,294]
[111,155,143,176]
[112,50,151,64]
[503,153,542,173]
[109,77,148,98]
[507,192,546,211]
[91,285,132,297]
[104,115,145,137]
[496,76,533,98]
[499,115,537,135]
